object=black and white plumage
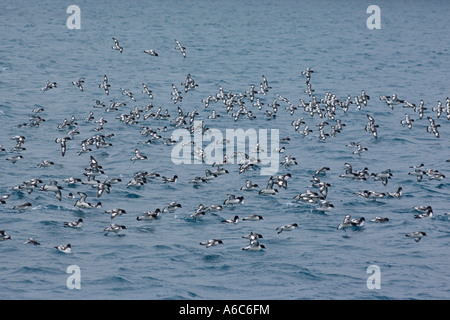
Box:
[137,209,160,221]
[174,39,186,58]
[72,77,85,91]
[240,180,259,191]
[99,75,111,95]
[130,149,147,162]
[111,37,123,53]
[0,194,10,205]
[0,230,11,241]
[120,87,136,102]
[221,215,239,224]
[337,215,365,231]
[365,114,379,139]
[370,216,389,223]
[64,218,84,228]
[388,187,403,198]
[103,223,127,234]
[40,179,62,201]
[144,49,158,56]
[276,223,299,234]
[6,155,24,164]
[13,202,32,210]
[162,202,182,213]
[242,232,263,240]
[242,234,265,251]
[371,169,392,186]
[55,244,72,253]
[242,242,266,251]
[105,208,127,219]
[408,167,426,182]
[162,175,178,183]
[74,192,101,209]
[405,231,427,242]
[414,207,433,219]
[55,136,71,157]
[354,190,386,199]
[23,238,41,245]
[41,80,57,93]
[95,180,111,198]
[223,194,244,206]
[205,205,223,212]
[37,160,54,168]
[142,83,153,99]
[426,117,440,138]
[190,210,206,219]
[400,114,414,129]
[200,239,223,248]
[243,214,264,221]
[315,200,334,212]
[352,143,368,157]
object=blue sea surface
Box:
[0,0,449,300]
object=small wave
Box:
[154,244,173,250]
[203,254,222,262]
[124,192,142,198]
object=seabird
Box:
[205,205,223,212]
[55,136,71,157]
[0,230,11,241]
[315,200,334,212]
[388,187,403,198]
[37,160,55,168]
[242,235,265,251]
[111,37,123,53]
[414,207,433,219]
[162,175,178,183]
[258,187,279,195]
[64,218,84,228]
[74,192,101,209]
[351,143,368,157]
[223,194,244,206]
[200,239,223,248]
[190,210,206,219]
[408,168,426,182]
[0,194,10,205]
[242,232,263,240]
[99,75,111,95]
[6,155,23,164]
[162,201,181,212]
[144,49,158,56]
[221,215,239,224]
[103,223,127,234]
[405,231,427,242]
[55,244,72,253]
[72,77,85,91]
[276,223,299,234]
[41,80,57,93]
[120,87,136,102]
[40,179,62,201]
[400,114,414,129]
[240,180,259,191]
[243,215,264,221]
[23,238,41,245]
[370,217,389,223]
[174,39,186,58]
[137,209,161,221]
[13,202,32,210]
[142,83,153,99]
[337,214,365,231]
[105,208,127,219]
[130,149,147,162]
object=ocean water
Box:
[0,0,449,300]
